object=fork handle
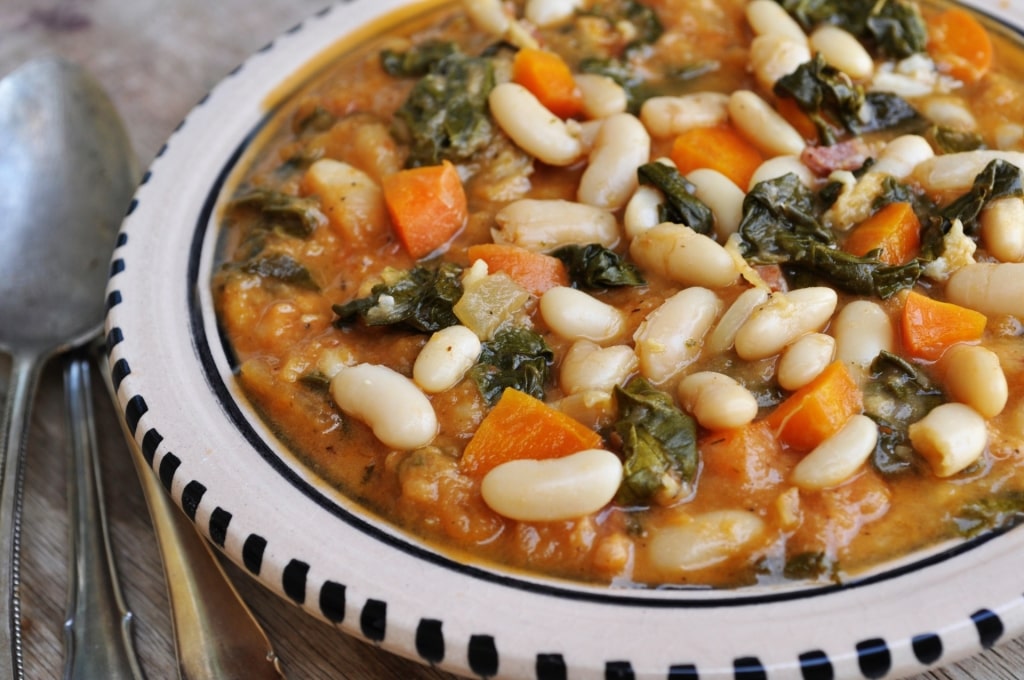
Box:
[63,351,145,680]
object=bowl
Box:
[105,0,1024,677]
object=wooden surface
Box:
[0,0,1022,678]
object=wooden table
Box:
[0,0,1021,678]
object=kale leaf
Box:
[778,0,927,59]
[579,0,663,54]
[240,253,319,291]
[551,244,646,289]
[613,377,698,505]
[229,189,327,238]
[637,162,715,235]
[470,327,553,405]
[380,40,459,77]
[954,492,1024,538]
[332,263,463,333]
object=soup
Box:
[213,0,1024,587]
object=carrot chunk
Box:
[461,388,603,476]
[382,160,467,258]
[511,48,583,119]
[767,361,863,452]
[927,7,993,83]
[669,124,764,190]
[900,290,987,361]
[844,202,922,265]
[466,243,570,296]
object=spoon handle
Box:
[63,351,145,680]
[0,353,44,680]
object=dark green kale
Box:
[928,127,985,154]
[579,0,663,53]
[380,40,459,76]
[637,162,715,235]
[613,377,698,505]
[469,327,553,405]
[229,189,327,238]
[954,492,1024,537]
[578,57,651,113]
[778,0,927,59]
[551,244,646,289]
[863,351,944,475]
[387,44,496,167]
[783,551,836,581]
[240,253,319,291]
[332,263,463,333]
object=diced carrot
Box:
[767,361,863,453]
[466,243,570,296]
[699,421,791,505]
[669,124,764,190]
[843,202,922,265]
[381,160,467,259]
[775,96,819,142]
[927,7,993,83]
[460,388,603,476]
[512,48,583,119]
[900,290,987,361]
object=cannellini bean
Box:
[575,73,628,119]
[493,199,619,250]
[540,286,626,343]
[729,90,806,157]
[678,372,758,431]
[921,96,977,131]
[832,300,894,370]
[810,25,874,80]
[981,198,1024,262]
[734,287,839,360]
[791,414,878,490]
[745,0,807,43]
[942,344,1008,419]
[946,262,1024,317]
[480,449,623,521]
[634,287,722,382]
[524,0,581,27]
[560,340,638,394]
[647,510,766,572]
[463,0,509,37]
[629,223,740,288]
[489,82,583,166]
[749,34,812,90]
[554,390,617,429]
[777,332,835,391]
[912,150,1024,192]
[640,92,730,138]
[705,287,770,354]
[413,325,482,393]
[578,113,651,210]
[301,159,383,242]
[331,363,438,450]
[909,403,988,478]
[870,135,934,179]
[623,185,665,239]
[748,155,814,190]
[685,168,745,239]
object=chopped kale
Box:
[783,551,835,581]
[470,327,553,405]
[229,188,327,238]
[637,162,715,235]
[613,377,698,505]
[298,370,331,392]
[580,0,663,53]
[579,57,652,113]
[380,40,459,77]
[240,253,319,291]
[954,491,1024,537]
[552,244,646,289]
[778,0,927,59]
[929,126,986,154]
[332,263,463,333]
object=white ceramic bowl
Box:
[105,0,1024,677]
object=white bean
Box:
[302,159,383,242]
[735,287,839,360]
[909,403,988,478]
[810,25,874,80]
[705,287,770,354]
[634,287,722,382]
[981,198,1024,262]
[729,90,806,157]
[791,414,878,490]
[629,223,740,288]
[640,93,730,138]
[489,82,583,166]
[541,286,626,343]
[554,390,617,429]
[942,344,1008,419]
[832,300,894,370]
[748,155,814,190]
[870,134,934,179]
[647,510,766,573]
[480,449,623,521]
[623,185,665,239]
[560,340,638,395]
[575,73,628,119]
[912,150,1024,192]
[946,262,1024,317]
[578,113,651,210]
[413,325,482,393]
[463,0,509,37]
[921,96,977,131]
[749,34,812,90]
[777,332,835,391]
[678,372,758,431]
[331,363,438,450]
[685,168,746,239]
[745,0,807,43]
[524,0,581,27]
[493,199,620,250]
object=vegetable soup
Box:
[214,0,1024,587]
